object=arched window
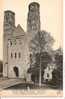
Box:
[15,53,17,58]
[11,53,13,58]
[10,41,12,46]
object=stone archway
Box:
[13,66,19,77]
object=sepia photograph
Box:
[0,0,63,97]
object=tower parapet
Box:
[29,2,40,11]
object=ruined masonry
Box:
[3,2,40,79]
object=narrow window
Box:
[10,41,12,46]
[15,53,17,58]
[11,53,13,58]
[19,52,21,58]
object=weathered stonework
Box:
[3,2,41,79]
[3,11,30,78]
[27,2,40,39]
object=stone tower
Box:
[27,2,40,36]
[3,11,15,77]
[4,10,15,34]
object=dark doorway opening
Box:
[13,66,19,77]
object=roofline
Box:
[29,2,40,8]
[4,10,15,15]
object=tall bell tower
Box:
[3,10,15,77]
[27,2,40,36]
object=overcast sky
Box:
[0,0,63,60]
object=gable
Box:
[12,24,25,37]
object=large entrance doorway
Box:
[13,66,19,77]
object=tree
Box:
[47,48,63,89]
[54,48,63,89]
[29,30,54,86]
[29,31,54,53]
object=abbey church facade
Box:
[3,2,40,78]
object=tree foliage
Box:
[29,30,54,53]
[48,48,63,89]
[29,31,55,84]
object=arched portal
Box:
[13,66,19,77]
